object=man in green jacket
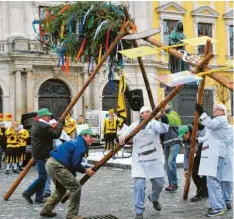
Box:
[161,102,182,192]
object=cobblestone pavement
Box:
[0,165,232,219]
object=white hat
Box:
[215,104,227,116]
[49,119,58,125]
[140,106,152,114]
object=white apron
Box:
[222,145,233,181]
[222,126,233,182]
[132,128,164,179]
[199,130,219,177]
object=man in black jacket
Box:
[22,108,64,204]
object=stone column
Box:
[15,70,22,121]
[83,72,90,114]
[2,95,10,114]
[26,69,34,112]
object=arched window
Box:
[38,79,71,119]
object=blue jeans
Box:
[164,144,180,186]
[44,176,51,194]
[221,181,233,205]
[134,177,164,214]
[24,159,47,202]
[207,157,226,211]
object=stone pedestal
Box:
[165,85,198,124]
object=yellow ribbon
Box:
[98,44,102,64]
[197,66,233,77]
[60,20,65,39]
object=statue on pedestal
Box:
[168,21,190,73]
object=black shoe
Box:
[22,192,33,204]
[40,210,57,217]
[34,199,46,204]
[5,170,10,174]
[191,196,202,202]
[13,169,20,173]
[18,166,24,171]
[148,195,161,211]
[226,203,232,210]
[135,214,143,219]
[206,210,225,217]
[43,192,51,198]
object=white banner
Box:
[132,129,164,179]
[199,131,219,177]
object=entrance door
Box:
[38,79,71,119]
[102,81,131,125]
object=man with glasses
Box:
[22,108,64,204]
[195,103,229,217]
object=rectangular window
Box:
[39,6,47,19]
[163,20,178,45]
[198,23,212,55]
[203,89,214,116]
[230,25,233,56]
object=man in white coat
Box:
[119,106,169,219]
[221,123,233,210]
[195,103,229,217]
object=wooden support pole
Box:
[123,7,156,109]
[123,6,232,90]
[133,40,156,109]
[61,51,214,204]
[183,40,212,200]
[61,83,184,204]
[3,158,35,201]
[3,21,130,201]
[144,37,233,91]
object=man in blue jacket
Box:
[40,128,96,219]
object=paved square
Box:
[0,166,232,219]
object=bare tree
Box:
[215,76,231,105]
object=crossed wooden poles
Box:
[4,7,233,203]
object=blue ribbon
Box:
[58,47,66,67]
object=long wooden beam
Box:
[61,83,185,204]
[3,21,130,201]
[183,40,212,200]
[144,37,233,91]
[122,6,232,91]
[133,40,156,109]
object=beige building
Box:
[0,1,157,123]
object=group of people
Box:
[14,101,232,219]
[18,108,94,219]
[0,113,30,173]
[120,103,233,219]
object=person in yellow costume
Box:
[64,114,77,139]
[4,113,13,128]
[5,120,21,174]
[102,109,120,151]
[18,128,30,171]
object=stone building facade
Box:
[0,1,160,122]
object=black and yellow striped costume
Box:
[103,117,119,150]
[5,127,20,163]
[18,129,30,162]
[64,115,77,139]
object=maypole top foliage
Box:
[32,1,135,74]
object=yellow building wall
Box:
[151,1,233,120]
